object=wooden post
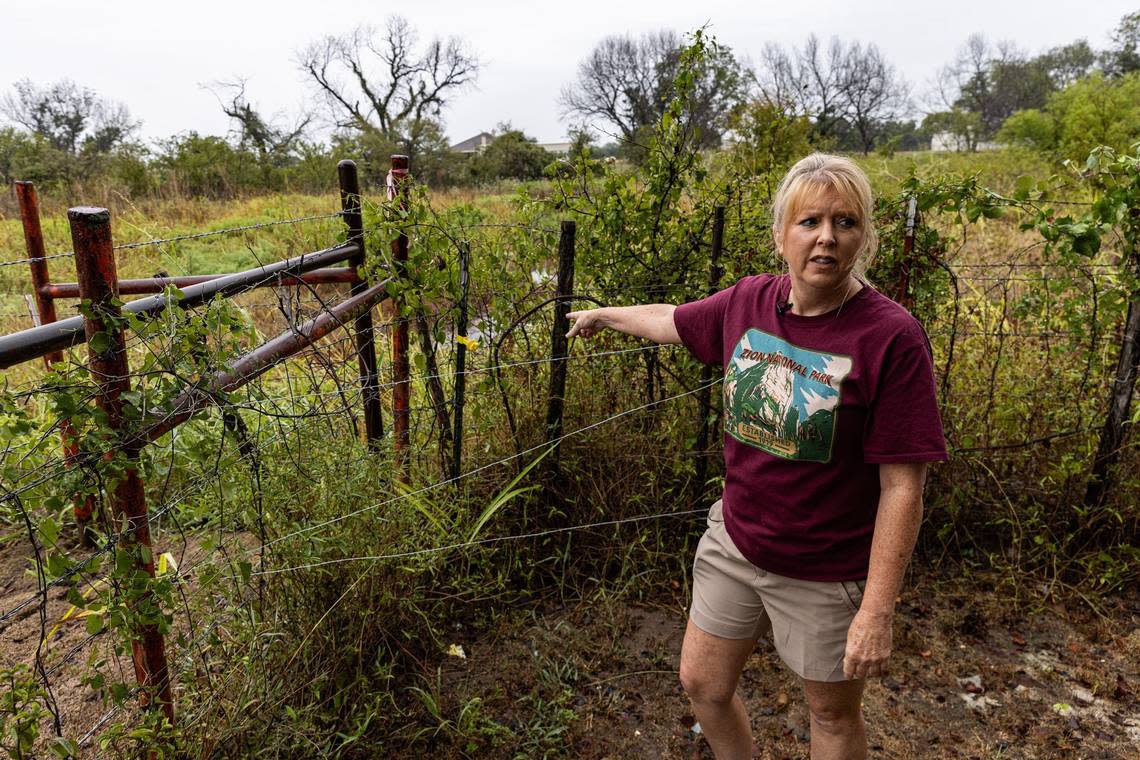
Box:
[70,207,173,724]
[544,221,577,457]
[338,160,384,448]
[389,155,411,478]
[451,241,470,481]
[15,182,96,546]
[695,205,725,492]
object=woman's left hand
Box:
[843,609,893,679]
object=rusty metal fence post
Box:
[894,196,918,310]
[70,207,173,724]
[388,155,411,478]
[451,241,470,481]
[338,160,384,449]
[695,205,725,492]
[15,182,96,545]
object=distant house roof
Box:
[537,142,573,155]
[450,132,495,153]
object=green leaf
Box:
[86,614,104,635]
[52,737,80,758]
[89,331,111,354]
[38,517,60,547]
[1013,175,1034,200]
[468,444,556,541]
[110,682,130,703]
[46,552,71,577]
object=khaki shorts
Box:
[690,500,866,683]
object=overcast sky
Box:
[2,0,1136,147]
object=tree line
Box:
[2,10,1139,199]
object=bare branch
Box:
[296,16,480,154]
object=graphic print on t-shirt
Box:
[724,329,853,462]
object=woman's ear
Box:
[772,224,784,257]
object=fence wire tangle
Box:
[0,211,346,269]
[4,155,1140,756]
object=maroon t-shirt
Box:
[674,274,948,581]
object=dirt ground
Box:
[0,528,235,756]
[438,570,1140,759]
[3,524,1139,758]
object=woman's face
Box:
[774,187,865,293]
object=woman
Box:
[566,153,947,760]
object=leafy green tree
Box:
[0,127,70,186]
[0,79,138,155]
[922,109,985,151]
[0,79,140,184]
[155,132,261,198]
[466,127,552,183]
[1049,72,1140,158]
[996,108,1057,152]
[721,99,812,182]
[1038,40,1098,88]
[936,35,1055,139]
[1102,10,1140,76]
[998,72,1140,160]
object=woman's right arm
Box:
[566,305,681,344]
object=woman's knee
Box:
[679,662,736,706]
[807,700,863,734]
[803,679,864,734]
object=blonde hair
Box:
[771,153,879,277]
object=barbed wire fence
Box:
[1,162,1137,756]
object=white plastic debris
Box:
[959,693,1000,711]
[956,674,983,691]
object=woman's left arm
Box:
[843,462,928,680]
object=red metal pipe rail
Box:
[14,182,61,347]
[39,268,358,299]
[0,240,360,369]
[71,207,173,723]
[894,196,919,309]
[15,181,96,544]
[3,169,395,729]
[134,278,392,445]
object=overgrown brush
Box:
[1,31,1138,758]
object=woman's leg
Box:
[679,620,758,760]
[801,677,866,760]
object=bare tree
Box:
[755,42,804,110]
[208,78,311,164]
[560,30,749,149]
[837,42,910,153]
[0,79,137,154]
[756,36,909,151]
[296,17,479,156]
[797,35,850,138]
